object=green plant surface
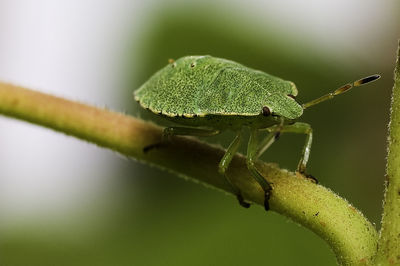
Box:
[375,41,400,265]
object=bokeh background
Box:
[0,1,399,265]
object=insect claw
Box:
[305,174,318,184]
[297,171,319,184]
[236,194,251,208]
[264,190,271,211]
[264,198,270,211]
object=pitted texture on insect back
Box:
[135,56,303,120]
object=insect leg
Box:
[255,131,279,159]
[256,117,284,158]
[219,131,242,174]
[143,127,220,153]
[218,131,251,208]
[280,122,315,182]
[247,128,273,211]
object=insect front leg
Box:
[280,122,316,182]
[255,131,280,159]
[218,131,251,208]
[247,128,274,211]
[256,117,284,159]
[143,127,220,153]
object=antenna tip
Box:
[354,74,381,86]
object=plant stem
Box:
[375,41,400,265]
[0,82,378,265]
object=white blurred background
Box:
[0,0,146,227]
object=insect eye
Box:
[190,63,196,68]
[262,106,271,116]
[287,94,296,99]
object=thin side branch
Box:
[0,82,377,265]
[376,41,400,264]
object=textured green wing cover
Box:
[134,56,303,119]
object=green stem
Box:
[0,82,377,265]
[375,41,400,265]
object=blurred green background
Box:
[1,1,399,265]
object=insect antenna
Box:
[302,74,381,109]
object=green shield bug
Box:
[134,55,380,211]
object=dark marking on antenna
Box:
[354,74,381,86]
[334,84,352,95]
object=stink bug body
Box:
[134,55,380,210]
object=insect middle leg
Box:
[247,128,279,211]
[143,127,220,152]
[218,131,251,208]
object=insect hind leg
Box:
[143,127,220,153]
[218,131,251,208]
